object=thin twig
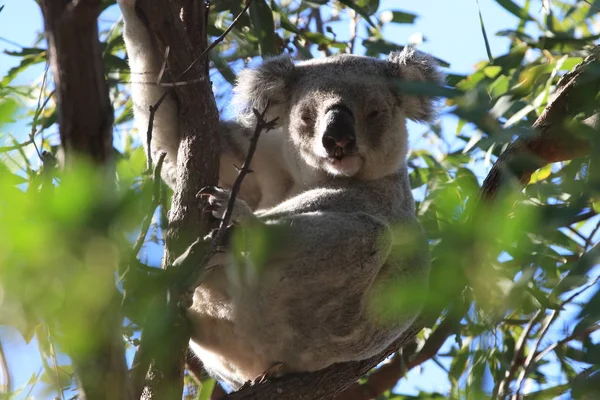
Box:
[30,63,52,161]
[170,106,275,297]
[47,327,65,400]
[213,106,277,246]
[511,275,600,399]
[511,312,557,399]
[144,94,169,172]
[0,36,25,48]
[0,139,34,153]
[569,209,597,226]
[534,276,600,366]
[177,0,254,81]
[585,219,600,252]
[313,9,332,56]
[133,152,167,256]
[156,46,170,86]
[494,310,543,398]
[567,226,588,244]
[533,324,600,365]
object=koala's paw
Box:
[256,362,287,384]
[204,224,235,247]
[198,186,255,223]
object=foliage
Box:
[1,0,599,399]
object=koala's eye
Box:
[367,110,382,119]
[301,112,315,125]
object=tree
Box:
[1,0,599,399]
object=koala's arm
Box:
[118,0,180,186]
[268,211,392,280]
[210,187,399,285]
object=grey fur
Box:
[118,0,441,389]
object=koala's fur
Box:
[118,0,443,389]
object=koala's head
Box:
[233,47,444,181]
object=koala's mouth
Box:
[331,147,348,160]
[323,153,363,176]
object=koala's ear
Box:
[387,47,445,122]
[233,54,295,127]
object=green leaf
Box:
[271,1,301,34]
[210,53,237,85]
[1,49,46,87]
[4,47,45,57]
[391,11,416,23]
[571,367,600,399]
[338,0,377,28]
[0,97,19,126]
[0,162,27,186]
[380,10,417,24]
[103,54,130,73]
[476,0,494,64]
[495,0,534,21]
[363,38,404,56]
[529,164,553,184]
[197,378,216,400]
[249,0,278,56]
[39,364,73,389]
[304,0,328,6]
[449,346,469,383]
[115,100,133,125]
[523,384,570,399]
[302,31,335,46]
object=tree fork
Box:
[131,0,220,398]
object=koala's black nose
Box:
[322,106,356,159]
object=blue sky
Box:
[2,0,598,398]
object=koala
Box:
[118,0,443,390]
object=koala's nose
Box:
[322,106,356,159]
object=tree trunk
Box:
[132,0,220,398]
[38,1,130,399]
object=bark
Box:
[136,0,220,262]
[131,0,220,398]
[39,0,114,167]
[38,0,130,399]
[481,49,600,201]
[223,324,424,400]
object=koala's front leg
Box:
[117,0,180,186]
[199,186,257,224]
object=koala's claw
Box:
[237,362,286,390]
[255,362,287,385]
[197,185,221,197]
[198,186,255,222]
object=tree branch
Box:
[212,107,277,246]
[481,48,600,201]
[337,300,469,400]
[39,0,113,167]
[222,324,423,400]
[38,1,130,399]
